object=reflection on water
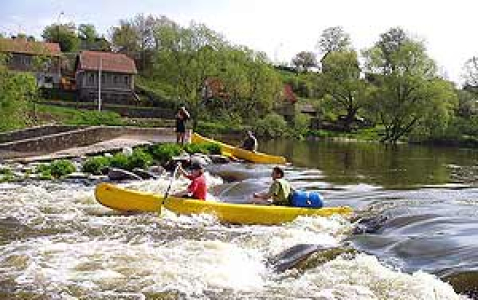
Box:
[1,138,478,298]
[259,138,478,188]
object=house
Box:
[201,77,228,101]
[275,84,298,123]
[0,37,61,88]
[75,51,137,104]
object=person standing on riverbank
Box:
[175,106,190,145]
[253,166,293,206]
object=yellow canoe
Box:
[191,133,287,164]
[95,183,353,225]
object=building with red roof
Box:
[75,51,138,104]
[0,37,61,88]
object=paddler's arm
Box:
[252,192,273,204]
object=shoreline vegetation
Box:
[0,142,222,183]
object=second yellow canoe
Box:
[191,133,287,164]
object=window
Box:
[113,75,118,84]
[124,76,129,85]
[88,74,95,85]
[22,56,31,66]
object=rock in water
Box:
[132,168,159,179]
[107,168,143,181]
[267,244,331,273]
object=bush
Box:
[294,113,311,136]
[127,149,153,170]
[50,160,76,178]
[82,156,111,175]
[253,113,290,138]
[147,143,183,164]
[35,159,75,179]
[109,153,130,170]
[203,143,221,155]
[183,142,222,155]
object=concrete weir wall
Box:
[0,125,88,143]
[0,125,177,159]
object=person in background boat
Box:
[253,166,293,206]
[175,106,190,145]
[173,162,207,200]
[241,130,258,152]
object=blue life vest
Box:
[291,191,323,208]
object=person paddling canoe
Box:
[241,130,258,152]
[173,162,207,200]
[253,166,293,206]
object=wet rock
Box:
[148,165,165,176]
[107,168,143,181]
[208,154,230,164]
[353,215,389,234]
[267,243,356,273]
[64,172,91,180]
[132,168,159,179]
[191,153,212,166]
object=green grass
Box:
[36,104,126,126]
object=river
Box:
[1,138,477,299]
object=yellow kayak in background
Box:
[191,133,287,164]
[94,183,353,225]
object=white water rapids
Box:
[0,172,468,299]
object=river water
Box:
[1,138,477,299]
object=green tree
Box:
[78,24,98,42]
[211,46,282,121]
[153,21,227,128]
[291,51,317,72]
[111,14,174,72]
[42,23,79,52]
[363,27,458,143]
[319,50,371,131]
[0,54,38,131]
[317,26,351,55]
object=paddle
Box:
[161,164,180,213]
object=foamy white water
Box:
[0,179,469,299]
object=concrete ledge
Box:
[0,126,180,159]
[0,125,87,143]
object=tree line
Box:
[2,14,478,144]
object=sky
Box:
[1,0,477,84]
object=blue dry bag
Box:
[291,190,324,208]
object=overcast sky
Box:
[1,0,476,84]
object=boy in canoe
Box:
[241,130,258,152]
[253,166,292,206]
[173,162,207,200]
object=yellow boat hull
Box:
[191,133,287,164]
[95,183,353,225]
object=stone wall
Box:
[0,126,177,158]
[0,125,86,143]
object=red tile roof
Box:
[0,38,61,56]
[77,51,137,74]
